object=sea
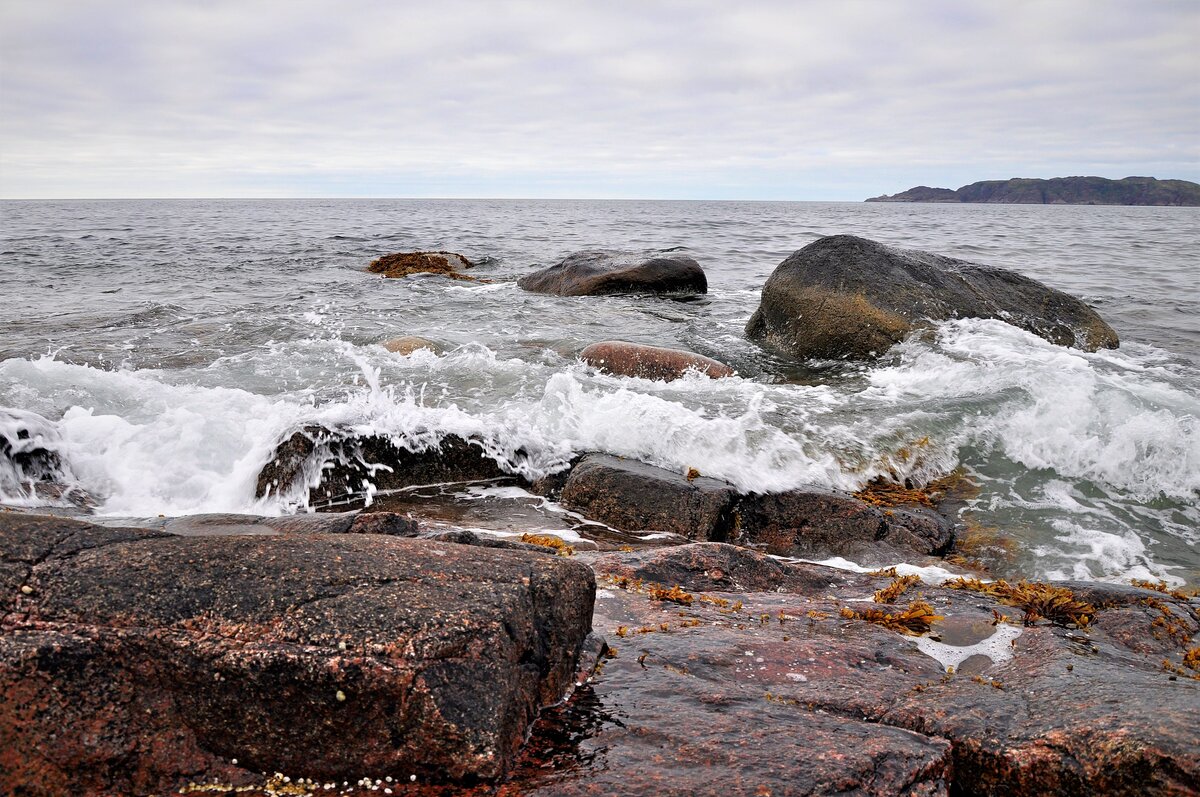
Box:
[1,199,1197,585]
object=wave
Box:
[2,318,1197,583]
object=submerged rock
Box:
[559,454,737,540]
[381,335,441,355]
[580,341,734,381]
[367,251,478,281]
[255,426,510,509]
[517,250,707,296]
[745,235,1119,361]
[0,512,596,794]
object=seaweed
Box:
[853,458,975,509]
[648,584,694,606]
[839,600,942,635]
[1131,578,1200,601]
[874,574,922,604]
[521,533,575,556]
[945,577,1095,627]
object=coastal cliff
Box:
[866,176,1200,206]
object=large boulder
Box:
[255,427,511,509]
[559,454,737,540]
[580,341,734,381]
[517,251,707,297]
[367,251,479,281]
[745,235,1119,361]
[0,512,596,794]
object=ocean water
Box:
[1,199,1197,585]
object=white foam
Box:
[913,624,1023,673]
[2,319,1198,586]
[796,557,967,585]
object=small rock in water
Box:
[381,335,440,355]
[517,250,707,296]
[367,251,479,281]
[580,340,734,381]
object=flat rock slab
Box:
[746,234,1119,361]
[540,544,1198,797]
[580,340,734,381]
[0,513,596,795]
[518,250,707,296]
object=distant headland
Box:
[865,176,1200,206]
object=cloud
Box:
[1,0,1197,198]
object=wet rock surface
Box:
[0,512,596,795]
[508,544,1199,797]
[745,234,1120,361]
[733,488,955,564]
[4,512,1198,796]
[517,250,707,296]
[255,426,511,508]
[580,340,734,381]
[559,454,737,540]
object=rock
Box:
[381,336,441,355]
[0,408,96,511]
[0,512,596,793]
[517,251,707,297]
[580,341,734,381]
[732,488,955,564]
[559,454,737,540]
[367,251,480,281]
[255,427,511,509]
[745,235,1119,361]
[512,544,1199,796]
[589,540,875,594]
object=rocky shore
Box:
[2,509,1197,795]
[5,235,1189,795]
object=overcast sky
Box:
[1,0,1197,200]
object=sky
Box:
[1,0,1197,200]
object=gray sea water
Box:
[2,199,1197,584]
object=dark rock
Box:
[346,511,420,536]
[417,528,549,553]
[589,541,875,594]
[733,488,955,564]
[0,513,596,793]
[528,456,584,500]
[867,176,1200,206]
[517,251,707,297]
[559,454,736,540]
[745,235,1119,361]
[0,408,96,511]
[367,251,480,281]
[580,341,734,381]
[255,426,511,509]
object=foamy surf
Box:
[1,314,1197,585]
